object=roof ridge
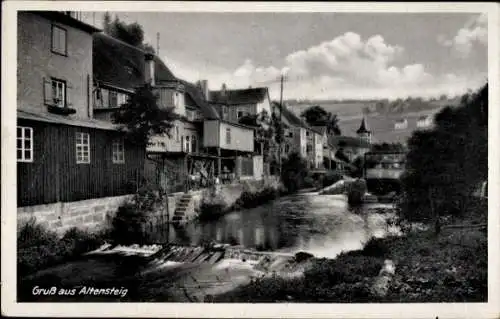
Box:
[97,32,149,55]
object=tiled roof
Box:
[180,80,219,120]
[328,135,371,149]
[93,33,220,120]
[311,125,327,135]
[276,104,311,130]
[209,87,268,105]
[18,109,119,131]
[93,33,176,91]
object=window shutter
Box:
[66,83,73,107]
[43,78,52,105]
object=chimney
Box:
[144,53,155,86]
[199,79,209,101]
[221,83,227,97]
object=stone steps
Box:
[172,193,194,224]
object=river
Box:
[147,191,398,258]
[19,191,399,302]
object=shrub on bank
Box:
[347,179,367,206]
[322,172,343,189]
[17,220,105,277]
[198,202,226,221]
[198,187,281,221]
[110,184,165,245]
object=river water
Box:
[147,192,399,258]
[19,191,400,302]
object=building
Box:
[209,85,272,122]
[271,103,324,169]
[356,116,372,144]
[17,11,146,210]
[93,33,260,191]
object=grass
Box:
[213,206,487,303]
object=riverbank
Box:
[213,210,487,303]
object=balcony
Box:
[186,109,203,122]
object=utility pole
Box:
[156,32,160,55]
[278,74,284,175]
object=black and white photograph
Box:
[2,1,499,318]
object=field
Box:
[285,100,454,144]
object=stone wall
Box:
[17,195,133,234]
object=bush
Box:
[110,184,164,245]
[281,152,310,194]
[322,172,343,188]
[198,202,227,221]
[347,179,367,206]
[17,221,105,277]
[361,237,389,257]
[111,202,148,245]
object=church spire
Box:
[356,116,370,134]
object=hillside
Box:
[284,98,461,144]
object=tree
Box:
[103,14,155,53]
[301,105,341,135]
[400,83,488,228]
[281,152,310,194]
[112,84,178,146]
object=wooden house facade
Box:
[17,11,145,207]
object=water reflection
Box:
[146,192,397,258]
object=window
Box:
[112,138,125,164]
[307,145,313,153]
[222,106,228,119]
[284,144,290,154]
[76,132,90,164]
[17,126,33,162]
[175,126,180,142]
[96,89,128,108]
[191,135,197,153]
[51,79,66,107]
[51,25,67,55]
[306,131,310,137]
[109,91,118,108]
[185,136,190,153]
[237,108,246,119]
[226,128,231,144]
[117,92,128,106]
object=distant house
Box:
[17,11,146,208]
[416,115,432,128]
[209,85,272,122]
[394,118,408,130]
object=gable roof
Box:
[311,125,327,135]
[181,80,219,120]
[209,87,269,105]
[93,33,219,120]
[93,33,176,91]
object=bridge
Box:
[363,151,406,195]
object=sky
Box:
[82,11,488,101]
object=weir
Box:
[89,243,313,275]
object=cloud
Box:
[439,13,487,58]
[164,31,484,100]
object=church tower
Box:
[356,117,372,144]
